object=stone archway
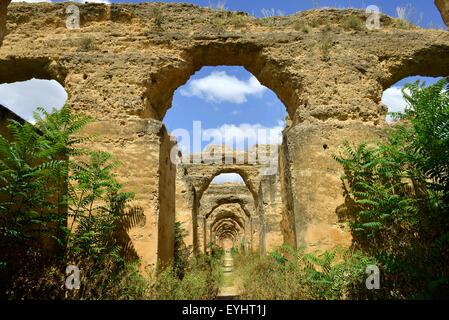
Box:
[141,42,300,121]
[198,182,258,254]
[208,203,250,252]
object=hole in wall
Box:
[0,78,68,123]
[382,76,444,123]
[211,173,245,184]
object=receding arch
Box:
[211,212,245,231]
[202,201,256,254]
[209,205,246,228]
[197,168,258,206]
[205,197,252,220]
[213,219,241,234]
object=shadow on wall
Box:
[114,206,146,263]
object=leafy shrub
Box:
[234,244,376,300]
[152,256,221,300]
[333,79,449,299]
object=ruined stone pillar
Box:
[283,119,387,252]
[258,175,284,253]
[175,171,196,253]
[244,219,251,252]
[197,215,206,254]
[250,215,260,253]
[83,119,176,271]
[205,221,212,255]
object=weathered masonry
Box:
[1,2,449,270]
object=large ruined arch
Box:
[1,1,449,272]
[0,56,67,85]
[0,57,69,120]
[142,42,301,121]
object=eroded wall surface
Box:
[0,0,9,47]
[2,2,449,263]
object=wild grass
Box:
[5,252,223,300]
[261,8,282,27]
[342,15,363,31]
[319,32,332,59]
[77,36,94,52]
[292,21,309,33]
[152,7,164,29]
[233,245,376,300]
[230,12,247,28]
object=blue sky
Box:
[165,66,286,153]
[1,1,447,183]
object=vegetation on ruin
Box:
[342,15,364,31]
[233,244,376,300]
[333,78,449,299]
[0,78,448,300]
[0,105,223,300]
[233,79,449,300]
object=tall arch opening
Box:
[166,64,292,257]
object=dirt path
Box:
[217,252,240,300]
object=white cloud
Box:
[203,122,284,151]
[211,173,245,184]
[171,121,285,155]
[180,71,267,104]
[381,86,410,123]
[0,79,68,122]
